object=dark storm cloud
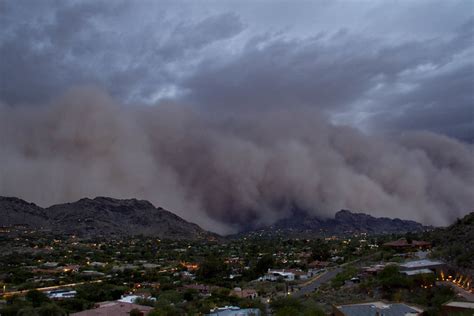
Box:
[0,0,243,105]
[0,1,473,233]
[182,17,473,139]
[367,18,474,141]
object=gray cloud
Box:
[0,1,243,105]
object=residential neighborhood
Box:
[0,221,472,315]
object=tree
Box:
[377,265,411,297]
[26,290,50,308]
[17,307,39,316]
[255,254,275,276]
[37,303,66,316]
[197,256,228,280]
[275,306,299,316]
[311,240,330,261]
[270,296,301,311]
[130,309,142,316]
[149,305,181,316]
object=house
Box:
[333,301,423,316]
[399,259,445,273]
[383,239,431,250]
[361,263,397,277]
[71,301,153,316]
[230,288,258,299]
[47,289,77,300]
[207,306,260,316]
[182,284,217,295]
[112,264,139,272]
[263,269,295,281]
[286,269,310,280]
[43,262,59,268]
[142,263,160,269]
[60,265,80,273]
[441,301,474,316]
[81,270,105,277]
[401,268,434,277]
[308,260,330,270]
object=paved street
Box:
[2,279,103,297]
[292,267,343,298]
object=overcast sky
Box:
[1,0,473,140]
[0,1,473,233]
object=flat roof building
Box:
[401,268,434,276]
[207,306,260,316]
[333,301,423,316]
[71,301,153,316]
[399,259,445,271]
[441,301,474,316]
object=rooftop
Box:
[207,307,260,316]
[335,301,423,316]
[383,239,431,248]
[70,301,153,316]
[401,269,434,276]
[400,259,444,269]
[443,301,474,309]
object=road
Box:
[1,279,103,297]
[292,267,342,298]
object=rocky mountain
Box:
[241,209,431,238]
[0,197,50,227]
[0,196,216,240]
[429,211,474,268]
[1,195,433,240]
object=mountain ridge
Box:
[239,208,433,238]
[0,196,216,240]
[1,196,434,239]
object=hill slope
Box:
[430,212,474,268]
[0,196,215,240]
[241,209,430,238]
[0,197,50,227]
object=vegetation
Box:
[271,297,325,316]
[429,212,474,268]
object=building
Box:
[286,269,309,280]
[47,289,77,300]
[308,260,331,270]
[263,269,295,281]
[117,295,156,304]
[399,259,445,273]
[383,239,431,250]
[71,301,153,316]
[333,301,423,316]
[361,263,399,277]
[441,301,474,316]
[182,284,218,295]
[230,288,258,299]
[401,268,434,277]
[207,306,260,316]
